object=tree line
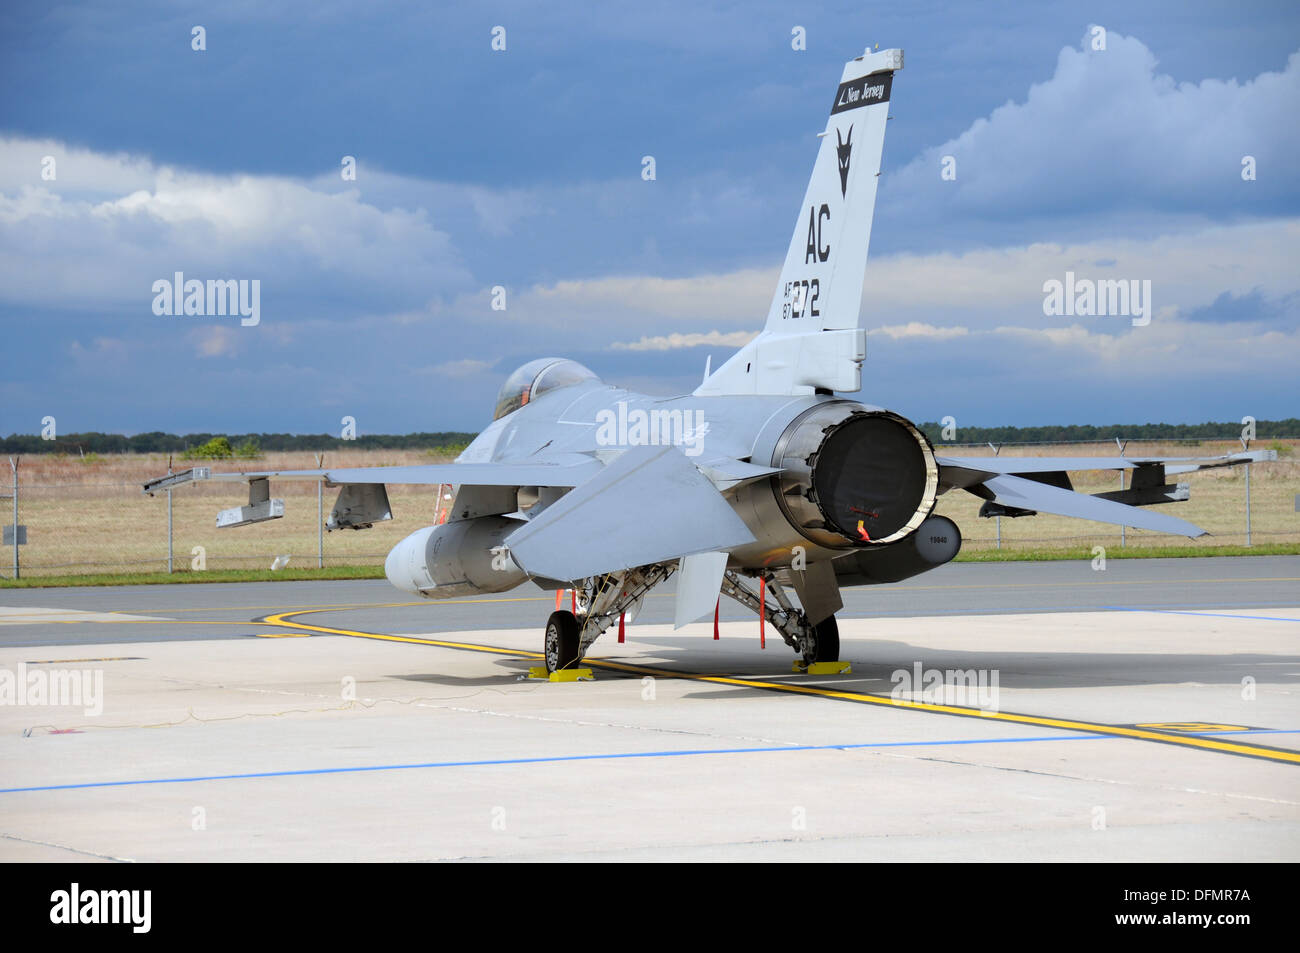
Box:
[916,419,1300,445]
[0,431,479,455]
[1,419,1296,455]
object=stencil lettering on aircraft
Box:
[804,204,830,264]
[830,71,893,115]
[783,278,820,320]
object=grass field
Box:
[1,440,1296,583]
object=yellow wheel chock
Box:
[526,666,595,682]
[791,660,852,675]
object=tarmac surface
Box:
[1,556,1297,861]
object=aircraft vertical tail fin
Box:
[697,48,902,397]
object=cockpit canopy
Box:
[492,358,600,421]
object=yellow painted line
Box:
[263,609,1300,766]
[10,619,291,627]
[262,611,541,656]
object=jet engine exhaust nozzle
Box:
[772,404,939,549]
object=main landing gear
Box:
[541,565,671,673]
[719,569,840,664]
[806,614,841,664]
[544,610,581,672]
[540,565,840,672]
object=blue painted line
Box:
[1100,607,1300,623]
[0,735,1097,794]
[3,729,1296,795]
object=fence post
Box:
[1242,462,1253,546]
[9,456,17,580]
[167,458,174,574]
[990,443,1001,549]
[316,453,324,569]
[1116,438,1127,548]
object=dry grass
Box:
[2,441,1296,578]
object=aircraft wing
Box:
[142,458,609,531]
[142,450,778,536]
[141,459,603,493]
[505,444,757,580]
[936,449,1276,537]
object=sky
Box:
[1,0,1297,436]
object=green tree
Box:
[185,436,234,460]
[234,438,263,459]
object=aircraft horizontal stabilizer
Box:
[937,450,1275,478]
[505,445,756,580]
[981,473,1207,537]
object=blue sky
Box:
[1,0,1297,435]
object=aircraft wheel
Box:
[544,610,581,672]
[802,614,840,664]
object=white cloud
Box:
[872,323,970,341]
[859,219,1300,328]
[611,330,758,351]
[466,218,1300,340]
[421,358,493,377]
[525,270,774,324]
[66,336,129,363]
[885,32,1300,224]
[194,325,240,359]
[0,136,474,312]
[0,137,157,197]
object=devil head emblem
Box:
[836,125,853,198]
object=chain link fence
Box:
[1,440,1297,579]
[0,450,446,579]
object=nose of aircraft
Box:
[384,526,435,594]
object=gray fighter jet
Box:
[144,48,1272,671]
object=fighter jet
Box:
[144,48,1273,672]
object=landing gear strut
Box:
[541,565,673,672]
[719,570,840,663]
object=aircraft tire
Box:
[810,614,840,663]
[545,610,581,672]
